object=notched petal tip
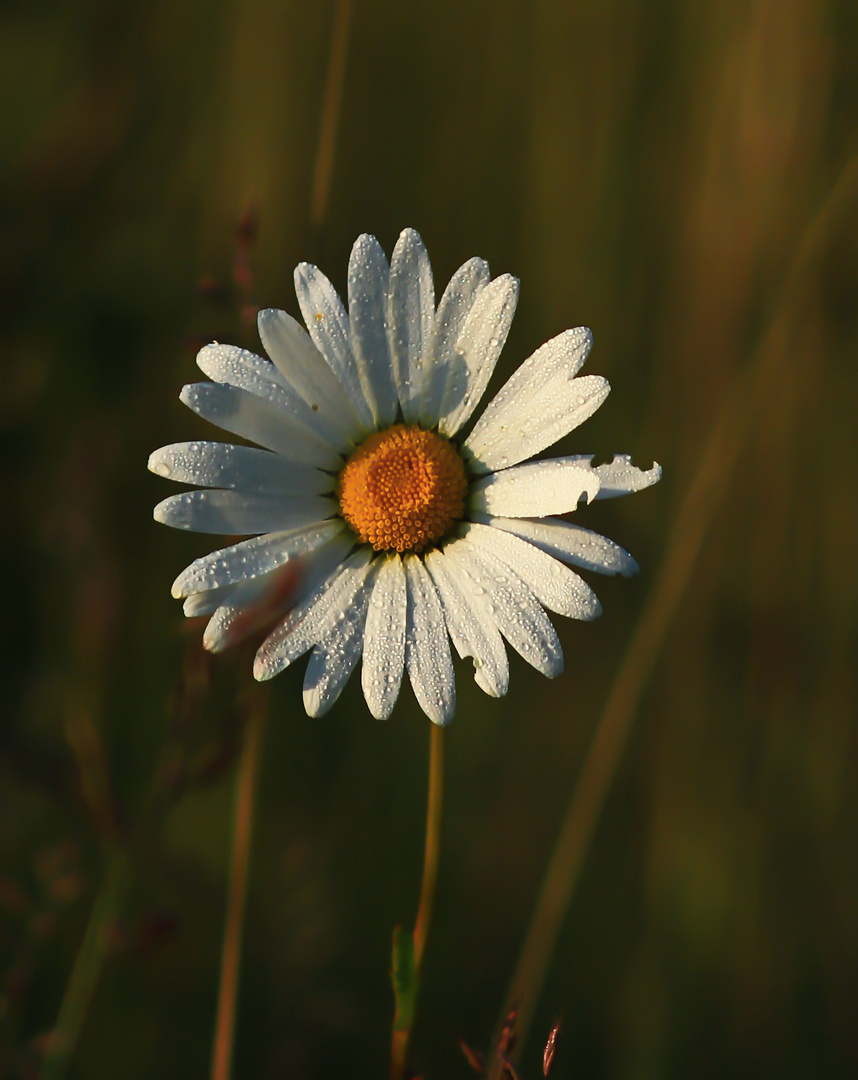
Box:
[256,306,286,332]
[292,262,319,296]
[569,324,593,354]
[178,383,199,409]
[496,272,520,294]
[593,455,662,499]
[475,669,505,698]
[397,226,424,246]
[352,231,381,254]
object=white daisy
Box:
[150,229,660,724]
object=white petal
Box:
[462,522,601,621]
[303,570,375,717]
[294,262,375,430]
[464,327,609,472]
[201,578,262,652]
[180,382,343,469]
[470,458,601,518]
[199,538,340,652]
[171,521,346,597]
[422,257,491,428]
[361,554,407,720]
[154,489,334,535]
[441,538,563,677]
[196,343,347,451]
[148,442,333,495]
[257,308,364,442]
[404,556,456,725]
[424,548,509,698]
[348,234,398,428]
[253,550,374,680]
[591,455,663,498]
[388,228,435,424]
[476,515,639,577]
[200,540,346,653]
[466,374,608,474]
[438,273,519,437]
[183,586,237,618]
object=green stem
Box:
[210,689,266,1080]
[390,723,445,1080]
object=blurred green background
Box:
[2,0,858,1077]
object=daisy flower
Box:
[150,229,660,724]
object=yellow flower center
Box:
[337,424,468,553]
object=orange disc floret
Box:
[337,424,468,553]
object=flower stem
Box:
[390,722,446,1080]
[414,723,445,970]
[210,687,266,1080]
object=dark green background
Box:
[2,1,858,1077]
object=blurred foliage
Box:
[2,0,858,1078]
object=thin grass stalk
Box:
[210,688,267,1080]
[37,850,131,1080]
[390,723,446,1080]
[493,154,858,1064]
[310,0,354,232]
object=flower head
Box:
[150,229,660,724]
